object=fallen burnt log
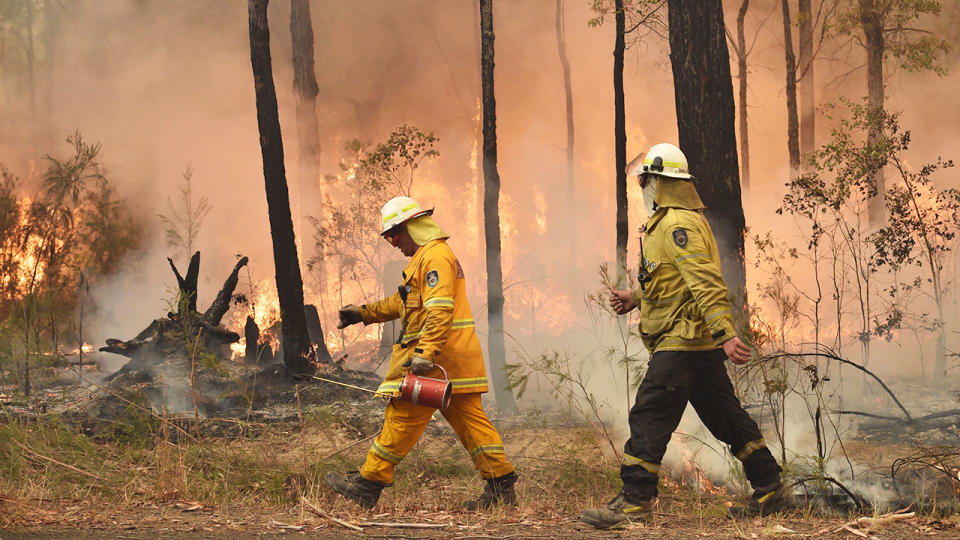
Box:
[101,252,248,381]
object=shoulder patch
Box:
[672,228,688,248]
[426,270,439,288]
[455,260,465,279]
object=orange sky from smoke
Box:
[0,0,957,376]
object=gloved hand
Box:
[337,304,363,329]
[407,356,434,375]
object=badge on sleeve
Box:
[426,270,439,288]
[672,228,688,248]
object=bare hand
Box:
[723,336,752,365]
[608,289,637,315]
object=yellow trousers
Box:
[359,393,515,484]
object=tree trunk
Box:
[168,251,201,314]
[556,0,576,270]
[303,304,332,363]
[25,0,35,119]
[479,0,516,413]
[290,0,323,274]
[203,256,249,326]
[798,0,815,164]
[860,0,885,227]
[41,0,60,141]
[377,260,405,367]
[473,2,484,264]
[289,0,333,360]
[614,0,628,283]
[247,0,313,377]
[735,0,750,190]
[781,0,801,171]
[667,0,746,299]
[244,315,259,365]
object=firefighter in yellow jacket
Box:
[580,143,789,528]
[326,196,517,509]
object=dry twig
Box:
[834,507,913,536]
[358,521,449,528]
[856,512,915,530]
[300,495,363,531]
[840,524,874,539]
[12,439,102,482]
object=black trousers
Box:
[620,349,781,500]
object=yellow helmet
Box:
[638,143,693,180]
[380,196,433,235]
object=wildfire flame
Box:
[228,278,283,361]
[1,197,54,294]
[672,436,728,496]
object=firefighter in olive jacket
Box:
[580,143,789,529]
[326,196,516,510]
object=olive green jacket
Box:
[631,178,738,353]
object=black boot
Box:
[580,492,654,529]
[325,471,388,508]
[727,482,794,518]
[464,471,518,510]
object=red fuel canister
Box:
[399,364,452,410]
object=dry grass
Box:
[3,404,960,538]
[0,401,617,517]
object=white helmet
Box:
[380,196,433,235]
[637,143,693,180]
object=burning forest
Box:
[3,0,960,538]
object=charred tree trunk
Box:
[248,0,314,377]
[473,2,484,263]
[289,0,334,365]
[734,0,750,190]
[203,256,249,326]
[168,251,201,314]
[479,0,516,412]
[860,0,886,226]
[781,0,801,171]
[303,304,332,363]
[798,0,815,165]
[556,0,576,269]
[614,0,628,282]
[290,0,324,281]
[667,0,747,299]
[244,315,259,365]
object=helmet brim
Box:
[380,208,434,236]
[643,171,694,181]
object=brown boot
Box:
[580,493,654,529]
[325,471,388,508]
[464,472,518,510]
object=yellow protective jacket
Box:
[631,178,738,353]
[360,239,488,395]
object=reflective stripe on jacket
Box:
[631,206,738,353]
[361,239,488,395]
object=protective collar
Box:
[405,214,449,246]
[647,177,705,232]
